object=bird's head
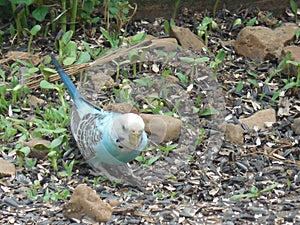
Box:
[112,113,145,151]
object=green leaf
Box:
[295,28,300,40]
[170,18,175,26]
[195,57,210,63]
[247,78,259,87]
[76,51,91,64]
[271,91,280,103]
[62,30,73,45]
[199,108,219,116]
[261,183,278,193]
[83,0,95,13]
[130,31,146,45]
[19,146,31,156]
[48,135,65,149]
[147,155,160,165]
[202,17,213,26]
[235,81,243,92]
[179,57,195,63]
[40,80,57,90]
[164,20,170,35]
[250,186,259,194]
[34,127,66,134]
[215,50,226,63]
[233,18,242,27]
[32,6,49,22]
[287,60,300,66]
[0,68,5,81]
[282,81,297,90]
[290,0,298,15]
[65,41,77,56]
[9,24,15,38]
[247,17,257,26]
[128,49,139,62]
[63,57,76,66]
[100,27,112,42]
[247,71,258,78]
[30,25,41,36]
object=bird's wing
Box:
[70,108,108,161]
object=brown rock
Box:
[0,159,16,177]
[292,117,300,135]
[27,95,45,107]
[170,25,205,50]
[239,108,276,131]
[23,138,51,159]
[282,45,300,77]
[140,114,182,143]
[63,184,112,223]
[224,124,244,145]
[234,23,298,61]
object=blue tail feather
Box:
[51,55,79,100]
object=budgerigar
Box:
[51,55,147,185]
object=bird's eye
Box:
[122,125,126,130]
[118,145,123,149]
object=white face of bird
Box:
[113,113,145,150]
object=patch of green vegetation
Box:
[290,0,298,23]
[230,183,278,200]
[197,17,219,46]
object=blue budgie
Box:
[51,55,148,185]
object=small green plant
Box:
[213,0,219,17]
[100,27,120,49]
[47,135,67,171]
[16,144,31,168]
[163,18,175,35]
[199,107,219,117]
[78,0,101,27]
[112,59,130,81]
[155,50,177,68]
[296,28,300,41]
[59,159,76,177]
[124,31,147,45]
[158,143,178,156]
[81,41,103,60]
[290,0,298,23]
[25,24,41,53]
[43,187,70,203]
[179,56,210,82]
[103,0,135,34]
[176,72,189,86]
[56,30,78,65]
[27,180,42,200]
[233,18,242,28]
[197,17,218,46]
[230,183,278,200]
[271,58,300,103]
[40,80,68,110]
[210,49,226,79]
[25,157,37,169]
[128,49,140,77]
[134,77,155,88]
[135,154,160,166]
[247,17,257,26]
[195,128,206,146]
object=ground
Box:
[1,4,300,225]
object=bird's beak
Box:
[129,130,142,147]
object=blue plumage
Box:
[51,55,147,175]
